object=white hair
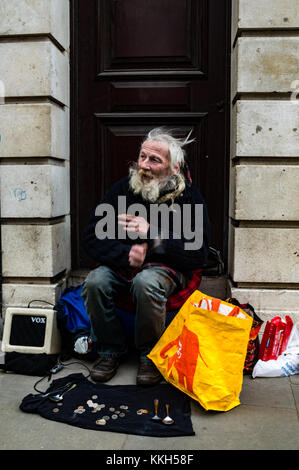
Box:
[142,127,195,170]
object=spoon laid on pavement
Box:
[162,404,174,425]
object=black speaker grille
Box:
[9,315,47,347]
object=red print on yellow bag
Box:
[159,324,208,394]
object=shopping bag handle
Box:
[228,306,240,317]
[199,297,240,317]
[199,297,221,311]
[211,298,221,312]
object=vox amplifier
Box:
[1,307,61,355]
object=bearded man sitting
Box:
[81,128,211,386]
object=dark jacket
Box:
[82,176,211,279]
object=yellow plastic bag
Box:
[148,290,253,412]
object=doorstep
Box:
[68,270,228,300]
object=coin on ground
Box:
[96,419,106,426]
[137,409,148,415]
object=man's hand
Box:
[118,214,149,236]
[129,243,148,267]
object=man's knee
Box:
[82,266,114,297]
[131,269,164,297]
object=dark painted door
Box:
[71,0,231,269]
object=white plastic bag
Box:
[74,335,92,354]
[252,322,299,378]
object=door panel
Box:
[97,0,207,76]
[71,0,231,269]
[110,82,191,112]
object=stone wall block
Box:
[0,104,69,159]
[2,280,67,318]
[0,163,70,218]
[1,216,71,278]
[227,281,299,332]
[228,281,299,313]
[238,0,299,30]
[0,0,69,50]
[234,37,299,94]
[0,40,69,105]
[51,104,70,159]
[232,100,299,158]
[231,0,239,44]
[231,227,299,283]
[232,165,299,220]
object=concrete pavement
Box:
[0,351,299,451]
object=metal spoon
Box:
[151,398,162,421]
[39,381,73,399]
[49,383,77,402]
[162,404,174,425]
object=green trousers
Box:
[81,265,178,360]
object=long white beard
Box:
[129,164,178,203]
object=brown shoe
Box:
[136,359,161,386]
[90,357,119,382]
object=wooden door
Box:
[71,0,231,269]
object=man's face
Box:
[137,140,178,182]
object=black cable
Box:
[33,374,52,393]
[27,300,92,392]
[27,300,55,308]
[32,357,91,394]
[59,359,91,379]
